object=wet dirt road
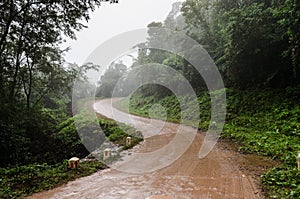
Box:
[28,99,273,199]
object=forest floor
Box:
[27,99,279,199]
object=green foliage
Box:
[53,116,89,161]
[0,161,106,199]
[115,90,211,128]
[213,89,300,197]
[54,115,143,160]
[96,62,127,98]
[262,167,300,198]
[182,0,300,87]
[0,0,109,167]
[0,115,142,198]
[272,0,300,79]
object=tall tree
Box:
[96,61,127,97]
[182,0,299,88]
[0,0,117,166]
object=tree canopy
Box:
[182,0,300,88]
[0,0,116,166]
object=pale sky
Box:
[63,0,183,65]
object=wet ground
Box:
[27,99,278,199]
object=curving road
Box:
[28,99,263,199]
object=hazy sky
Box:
[63,0,183,65]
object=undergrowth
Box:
[0,161,106,199]
[0,116,142,198]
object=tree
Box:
[272,0,300,83]
[0,0,116,166]
[182,0,299,88]
[96,61,127,97]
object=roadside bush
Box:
[0,161,106,199]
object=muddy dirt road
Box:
[28,99,275,199]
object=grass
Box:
[0,161,106,199]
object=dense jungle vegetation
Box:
[1,0,300,198]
